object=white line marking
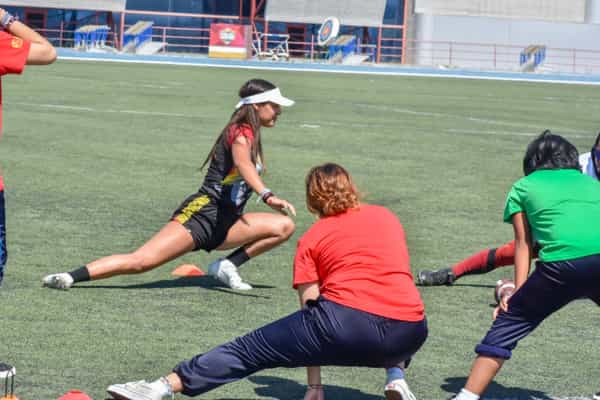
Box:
[8,101,199,119]
[57,55,600,86]
[7,102,594,140]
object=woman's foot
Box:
[42,273,74,290]
[208,259,252,290]
[384,379,416,400]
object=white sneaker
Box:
[208,258,252,290]
[384,379,417,400]
[107,380,171,400]
[42,273,74,290]
[593,392,600,400]
[0,363,16,379]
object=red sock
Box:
[494,240,517,268]
[451,240,516,278]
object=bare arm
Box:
[0,8,56,65]
[231,135,296,216]
[512,212,532,289]
[497,212,532,315]
[297,282,324,400]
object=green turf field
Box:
[0,60,599,399]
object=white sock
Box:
[148,377,172,397]
[454,388,480,400]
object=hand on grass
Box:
[303,386,324,400]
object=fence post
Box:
[263,20,269,54]
[376,25,382,63]
[573,48,577,73]
[493,44,497,69]
[59,21,63,47]
[162,27,167,53]
[448,41,452,66]
[119,12,125,50]
[310,34,314,61]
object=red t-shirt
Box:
[293,204,425,321]
[0,31,30,190]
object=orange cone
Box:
[57,390,92,400]
[171,264,205,277]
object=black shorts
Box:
[172,193,241,251]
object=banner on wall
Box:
[208,24,252,59]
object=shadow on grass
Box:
[451,283,496,289]
[247,375,382,400]
[73,276,275,298]
[441,376,552,399]
[102,374,382,400]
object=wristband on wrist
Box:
[262,191,274,204]
[0,12,15,29]
[307,384,323,389]
[257,188,273,204]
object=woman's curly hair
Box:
[305,163,360,217]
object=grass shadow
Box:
[451,283,496,289]
[248,375,382,400]
[73,276,275,298]
[441,377,553,399]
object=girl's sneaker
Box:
[384,378,417,400]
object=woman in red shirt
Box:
[0,7,56,287]
[106,163,428,400]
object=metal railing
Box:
[403,39,600,74]
[33,9,600,74]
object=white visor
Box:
[235,88,294,109]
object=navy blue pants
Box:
[0,190,6,285]
[476,254,600,360]
[173,297,428,397]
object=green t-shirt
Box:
[504,168,600,262]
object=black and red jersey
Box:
[199,124,261,212]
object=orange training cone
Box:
[57,390,93,400]
[171,264,205,277]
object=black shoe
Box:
[416,268,455,286]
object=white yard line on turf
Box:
[8,101,198,119]
[57,54,600,87]
[7,101,594,140]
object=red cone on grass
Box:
[57,390,93,400]
[171,263,205,277]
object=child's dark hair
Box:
[201,79,277,170]
[522,130,580,176]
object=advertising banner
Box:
[208,23,252,59]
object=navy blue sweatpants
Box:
[173,297,428,397]
[476,254,600,360]
[0,190,6,285]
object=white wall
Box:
[415,0,586,23]
[586,0,600,23]
[411,13,600,73]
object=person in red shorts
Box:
[0,7,56,286]
[417,133,600,287]
[106,163,428,400]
